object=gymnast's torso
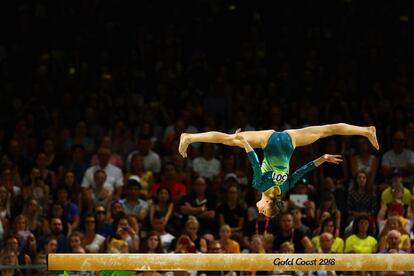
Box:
[247,131,315,193]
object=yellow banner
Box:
[48,254,414,271]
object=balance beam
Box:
[48,254,414,271]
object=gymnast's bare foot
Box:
[179,133,190,158]
[368,126,379,150]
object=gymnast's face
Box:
[256,196,277,217]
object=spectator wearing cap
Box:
[381,130,414,187]
[81,147,124,199]
[223,173,239,188]
[120,178,149,223]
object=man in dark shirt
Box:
[272,211,313,253]
[180,176,216,235]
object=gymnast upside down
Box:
[179,123,379,217]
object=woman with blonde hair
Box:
[248,234,266,253]
[184,216,207,253]
[378,216,411,253]
[219,224,240,253]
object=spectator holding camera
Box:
[113,215,139,253]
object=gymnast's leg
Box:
[286,123,379,150]
[179,130,274,157]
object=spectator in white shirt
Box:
[382,131,414,186]
[81,148,124,199]
[193,144,220,181]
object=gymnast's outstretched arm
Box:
[235,131,343,192]
[283,154,343,192]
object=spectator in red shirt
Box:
[151,162,187,204]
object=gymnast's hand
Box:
[234,128,243,140]
[234,128,251,150]
[322,154,343,164]
[314,154,343,167]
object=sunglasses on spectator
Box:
[96,210,105,214]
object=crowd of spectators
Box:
[1,0,414,275]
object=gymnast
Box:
[179,123,379,217]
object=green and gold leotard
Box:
[247,131,316,193]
